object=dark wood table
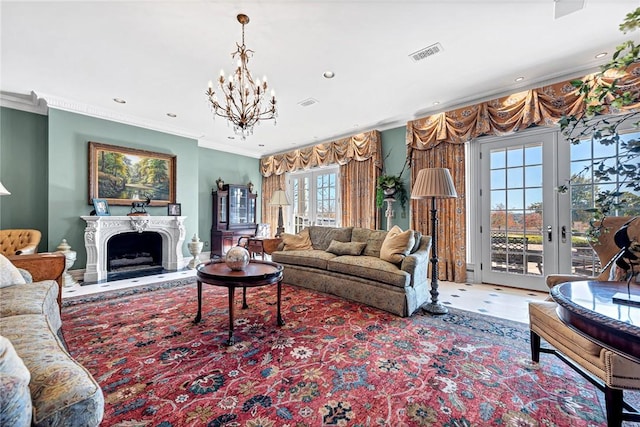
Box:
[550,280,640,362]
[194,260,284,345]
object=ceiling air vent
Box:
[409,42,443,62]
[298,98,319,107]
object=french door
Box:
[288,167,340,233]
[479,131,568,291]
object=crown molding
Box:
[197,137,263,159]
[0,91,48,115]
[33,91,204,141]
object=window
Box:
[289,166,340,233]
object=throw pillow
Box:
[281,228,313,251]
[326,240,367,256]
[0,254,26,288]
[380,225,415,264]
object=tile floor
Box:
[62,269,548,324]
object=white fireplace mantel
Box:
[81,215,187,282]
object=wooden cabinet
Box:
[211,184,257,257]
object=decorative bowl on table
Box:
[225,246,250,271]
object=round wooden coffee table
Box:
[194,259,284,345]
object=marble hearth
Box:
[81,215,187,283]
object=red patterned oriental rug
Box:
[62,282,624,426]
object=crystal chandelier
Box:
[206,14,277,140]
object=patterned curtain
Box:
[260,130,382,228]
[261,174,286,238]
[341,158,381,229]
[406,63,640,284]
[410,144,466,283]
[406,64,640,149]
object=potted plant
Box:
[376,174,408,212]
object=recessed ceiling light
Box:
[595,52,607,59]
[113,98,126,104]
[514,76,525,82]
[323,71,335,79]
[433,101,440,106]
[258,144,265,147]
[166,113,177,118]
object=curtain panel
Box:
[260,130,383,229]
[261,174,286,238]
[406,64,640,283]
[410,144,467,283]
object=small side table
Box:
[247,237,282,259]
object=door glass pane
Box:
[569,131,640,275]
[315,172,337,227]
[489,143,544,276]
[291,168,339,232]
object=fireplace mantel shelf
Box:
[81,215,187,283]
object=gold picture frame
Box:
[88,141,176,206]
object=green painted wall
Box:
[1,107,260,270]
[197,147,261,250]
[380,126,410,231]
[0,107,49,250]
[47,109,201,268]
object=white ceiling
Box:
[2,0,639,158]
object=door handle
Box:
[547,225,553,242]
[561,225,567,243]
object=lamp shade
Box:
[269,190,290,206]
[411,168,457,199]
[0,181,10,196]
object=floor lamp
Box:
[411,168,457,315]
[269,190,290,238]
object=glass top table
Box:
[550,280,640,362]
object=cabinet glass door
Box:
[229,186,249,225]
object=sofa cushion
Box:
[281,229,313,251]
[0,280,61,332]
[327,255,410,288]
[309,226,353,251]
[0,254,26,288]
[0,315,104,427]
[352,228,388,258]
[0,336,32,427]
[410,230,422,254]
[380,225,415,264]
[326,240,366,256]
[272,249,337,270]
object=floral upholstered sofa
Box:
[271,225,432,317]
[0,253,104,427]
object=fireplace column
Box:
[81,215,187,283]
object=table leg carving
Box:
[227,286,236,346]
[277,280,285,326]
[242,286,248,309]
[194,280,203,323]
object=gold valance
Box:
[407,63,640,150]
[260,130,382,177]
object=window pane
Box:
[506,147,523,168]
[491,150,505,169]
[524,145,542,165]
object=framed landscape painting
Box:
[88,142,176,206]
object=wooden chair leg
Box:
[604,386,623,427]
[530,330,541,363]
